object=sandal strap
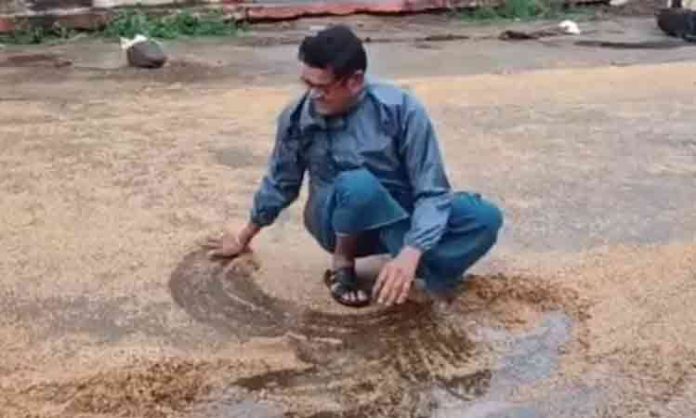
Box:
[329,267,359,289]
[323,267,371,308]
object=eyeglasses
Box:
[301,76,347,96]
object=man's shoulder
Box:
[277,93,308,128]
[366,79,412,107]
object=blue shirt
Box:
[250,80,453,252]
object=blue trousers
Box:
[308,169,503,295]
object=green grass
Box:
[0,23,76,45]
[102,8,240,40]
[460,0,592,22]
[0,8,241,45]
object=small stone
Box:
[657,7,696,38]
[127,39,167,69]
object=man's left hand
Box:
[373,246,422,306]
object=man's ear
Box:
[348,71,365,93]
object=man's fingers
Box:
[374,265,414,306]
[396,279,412,305]
[200,236,222,249]
[372,270,387,299]
[375,269,391,303]
[386,275,404,306]
[379,270,399,305]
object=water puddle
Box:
[435,312,573,417]
[187,394,283,418]
[213,145,263,169]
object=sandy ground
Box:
[1,14,696,418]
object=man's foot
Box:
[323,267,370,308]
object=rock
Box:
[121,35,167,69]
[499,28,563,40]
[657,7,696,39]
[127,40,167,69]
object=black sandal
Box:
[323,267,371,308]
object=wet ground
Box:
[1,13,696,418]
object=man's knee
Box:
[450,193,503,239]
[479,201,503,237]
[334,168,385,210]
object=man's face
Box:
[300,64,364,116]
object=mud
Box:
[574,39,694,49]
[0,53,72,67]
[166,249,585,417]
[24,360,213,417]
[433,312,600,417]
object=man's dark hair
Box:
[298,25,367,79]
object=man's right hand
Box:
[204,222,260,259]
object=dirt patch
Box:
[99,59,238,84]
[0,53,72,68]
[214,145,265,169]
[574,39,691,48]
[23,360,212,418]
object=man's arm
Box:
[373,94,452,305]
[249,112,306,229]
[398,94,452,253]
[209,109,306,258]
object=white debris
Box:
[610,0,630,5]
[559,20,581,35]
[120,34,149,50]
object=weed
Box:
[0,22,76,45]
[102,8,239,40]
[460,0,590,22]
[0,8,240,45]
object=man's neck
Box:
[330,84,367,118]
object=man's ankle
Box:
[332,258,355,271]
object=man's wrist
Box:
[396,246,422,272]
[240,222,261,244]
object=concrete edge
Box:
[0,1,481,34]
[0,0,608,34]
[226,0,472,21]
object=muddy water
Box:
[433,312,602,418]
[170,250,487,416]
[170,250,583,417]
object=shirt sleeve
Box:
[398,94,452,252]
[250,110,306,227]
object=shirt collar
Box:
[298,85,368,133]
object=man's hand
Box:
[204,222,260,259]
[372,246,422,306]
